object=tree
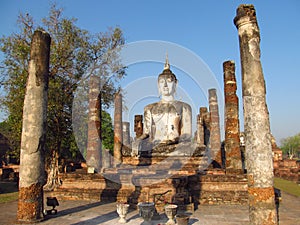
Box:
[0,4,125,190]
[280,133,300,159]
[0,13,32,162]
[101,110,114,152]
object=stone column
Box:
[234,4,278,224]
[200,107,210,146]
[122,122,130,147]
[208,89,222,168]
[102,149,111,169]
[134,115,143,138]
[196,108,205,146]
[223,60,243,174]
[17,30,50,222]
[114,91,123,166]
[86,75,101,173]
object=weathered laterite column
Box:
[122,122,130,147]
[223,60,243,174]
[17,30,50,222]
[86,75,101,173]
[196,108,205,146]
[200,107,210,146]
[234,4,278,224]
[134,115,143,138]
[208,89,222,168]
[114,91,123,166]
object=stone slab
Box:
[0,191,299,225]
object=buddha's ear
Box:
[175,80,178,90]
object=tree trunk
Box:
[43,149,62,191]
[17,30,51,222]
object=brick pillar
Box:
[17,30,50,222]
[134,115,143,138]
[122,122,130,147]
[208,89,222,168]
[86,75,101,173]
[234,4,278,224]
[196,108,205,146]
[196,114,203,145]
[114,91,123,166]
[200,107,210,146]
[223,60,243,174]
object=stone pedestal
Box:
[138,202,154,225]
[116,203,129,223]
[164,204,177,225]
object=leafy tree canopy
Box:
[280,133,300,159]
[0,4,125,163]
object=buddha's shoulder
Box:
[144,101,191,110]
[144,102,160,111]
[173,100,191,109]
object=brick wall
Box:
[274,159,300,183]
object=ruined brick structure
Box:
[196,112,204,146]
[48,6,280,223]
[51,60,249,210]
[134,115,143,138]
[208,89,222,168]
[52,158,248,211]
[49,56,249,212]
[274,159,300,184]
[86,74,102,173]
[272,139,299,184]
[200,107,210,146]
[113,91,123,166]
[223,61,243,174]
[196,107,210,147]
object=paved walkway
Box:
[0,192,299,225]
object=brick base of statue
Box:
[48,145,248,212]
[123,142,206,158]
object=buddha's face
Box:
[158,76,177,97]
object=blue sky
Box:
[1,0,300,144]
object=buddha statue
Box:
[132,55,192,156]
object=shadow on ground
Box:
[70,210,118,225]
[44,201,103,220]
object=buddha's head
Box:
[158,55,178,98]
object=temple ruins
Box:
[51,54,249,212]
[20,4,279,224]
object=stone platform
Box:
[49,156,248,212]
[2,189,300,225]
